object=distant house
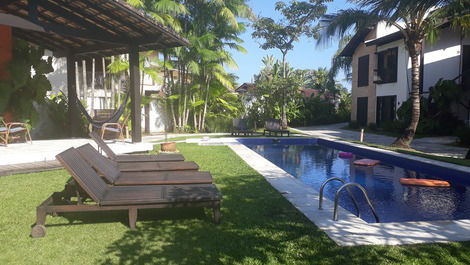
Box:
[301,88,321,98]
[236,83,257,108]
[340,22,470,127]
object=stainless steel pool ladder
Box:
[318,177,380,223]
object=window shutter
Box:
[358,55,369,87]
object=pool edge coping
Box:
[224,139,470,246]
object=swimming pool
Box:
[239,138,470,223]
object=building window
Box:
[376,95,396,127]
[375,47,398,84]
[357,55,369,87]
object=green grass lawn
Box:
[1,143,470,264]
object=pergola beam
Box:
[129,45,142,143]
[0,0,17,8]
[83,0,148,36]
[36,0,123,41]
[66,54,79,137]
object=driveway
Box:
[294,123,468,158]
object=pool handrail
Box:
[333,183,380,223]
[319,177,360,217]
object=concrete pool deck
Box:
[0,138,154,166]
[188,137,470,246]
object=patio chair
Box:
[263,119,290,137]
[0,118,32,146]
[31,148,221,238]
[79,143,198,172]
[231,118,255,136]
[76,144,213,185]
[90,131,185,163]
[94,109,128,140]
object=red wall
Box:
[0,25,12,80]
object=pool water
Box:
[246,143,470,223]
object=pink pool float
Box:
[338,152,354,159]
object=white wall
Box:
[45,56,67,95]
[45,56,166,133]
[375,27,466,111]
[422,27,463,92]
[375,21,401,38]
[375,40,410,111]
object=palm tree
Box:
[320,0,468,148]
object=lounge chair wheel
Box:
[31,225,46,238]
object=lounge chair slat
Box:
[115,171,213,185]
[76,144,120,183]
[101,184,220,206]
[77,144,204,184]
[56,148,108,202]
[114,154,184,162]
[118,161,199,172]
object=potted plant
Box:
[160,132,177,152]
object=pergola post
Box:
[129,45,142,143]
[66,54,79,137]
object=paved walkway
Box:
[0,133,230,167]
[0,138,154,166]
[294,123,468,158]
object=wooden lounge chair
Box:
[231,118,255,136]
[89,131,184,163]
[263,119,290,137]
[81,143,198,172]
[0,119,32,146]
[76,144,213,185]
[31,148,221,238]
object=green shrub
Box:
[381,120,405,133]
[367,123,377,131]
[349,121,360,129]
[455,126,470,146]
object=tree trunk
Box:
[391,40,422,148]
[111,56,115,108]
[281,52,288,128]
[75,61,80,100]
[82,60,87,106]
[102,57,107,108]
[91,58,95,114]
[200,76,211,132]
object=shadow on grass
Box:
[45,144,470,264]
[90,175,407,265]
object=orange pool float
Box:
[399,178,451,187]
[353,159,381,166]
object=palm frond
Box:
[318,9,380,46]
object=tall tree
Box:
[321,0,470,148]
[124,0,252,133]
[252,0,329,128]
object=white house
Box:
[341,21,470,127]
[46,55,167,134]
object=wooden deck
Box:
[0,160,62,177]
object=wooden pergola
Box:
[0,0,188,142]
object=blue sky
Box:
[228,0,354,87]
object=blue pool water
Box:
[241,139,470,223]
